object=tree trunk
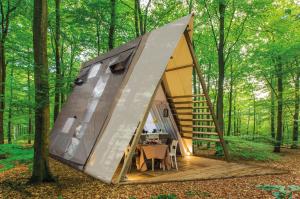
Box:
[136,0,143,35]
[27,67,32,145]
[233,94,237,135]
[53,0,61,122]
[253,91,256,139]
[271,77,276,139]
[246,107,250,135]
[60,40,65,105]
[274,60,283,153]
[134,0,140,37]
[96,21,101,55]
[216,1,226,133]
[292,68,299,149]
[108,0,116,50]
[0,43,6,144]
[30,0,53,183]
[7,67,13,144]
[227,64,233,136]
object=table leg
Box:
[152,158,154,171]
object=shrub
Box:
[0,144,33,172]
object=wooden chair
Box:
[169,140,178,171]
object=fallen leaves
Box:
[0,148,299,199]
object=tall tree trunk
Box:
[216,1,226,133]
[134,0,140,37]
[292,68,299,149]
[0,42,6,144]
[227,64,233,136]
[27,67,32,145]
[271,77,276,139]
[207,63,212,94]
[60,40,65,105]
[233,94,237,135]
[7,66,13,144]
[96,21,101,55]
[66,41,75,94]
[135,0,143,35]
[53,0,61,122]
[108,0,116,50]
[30,0,53,183]
[274,59,283,153]
[246,107,250,135]
[253,92,256,139]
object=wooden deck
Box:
[121,156,287,184]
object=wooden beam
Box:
[184,30,230,161]
[167,94,204,99]
[171,106,209,110]
[174,113,211,116]
[181,131,218,135]
[115,81,162,183]
[165,64,193,72]
[169,100,207,105]
[180,125,216,128]
[177,118,213,122]
[193,132,219,136]
[192,137,221,142]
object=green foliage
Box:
[0,144,33,172]
[257,185,300,199]
[225,136,281,161]
[150,194,177,199]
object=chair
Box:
[169,140,178,171]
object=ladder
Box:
[166,30,230,161]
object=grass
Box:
[0,144,33,172]
[225,136,281,161]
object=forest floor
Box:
[0,148,300,199]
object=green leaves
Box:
[257,185,300,199]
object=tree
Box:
[201,0,249,133]
[292,62,299,148]
[0,0,20,144]
[53,0,61,121]
[108,0,116,50]
[274,58,283,153]
[30,0,53,183]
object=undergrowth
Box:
[0,144,33,172]
[225,136,281,161]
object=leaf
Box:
[288,185,300,192]
[256,185,285,191]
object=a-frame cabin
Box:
[49,14,229,184]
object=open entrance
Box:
[114,31,229,184]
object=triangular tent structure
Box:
[49,14,229,184]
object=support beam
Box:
[184,30,230,161]
[167,94,204,99]
[165,64,193,72]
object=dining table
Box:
[136,144,171,172]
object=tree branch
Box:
[119,0,134,10]
[225,15,248,63]
[203,0,218,50]
[224,0,235,45]
[143,0,151,33]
